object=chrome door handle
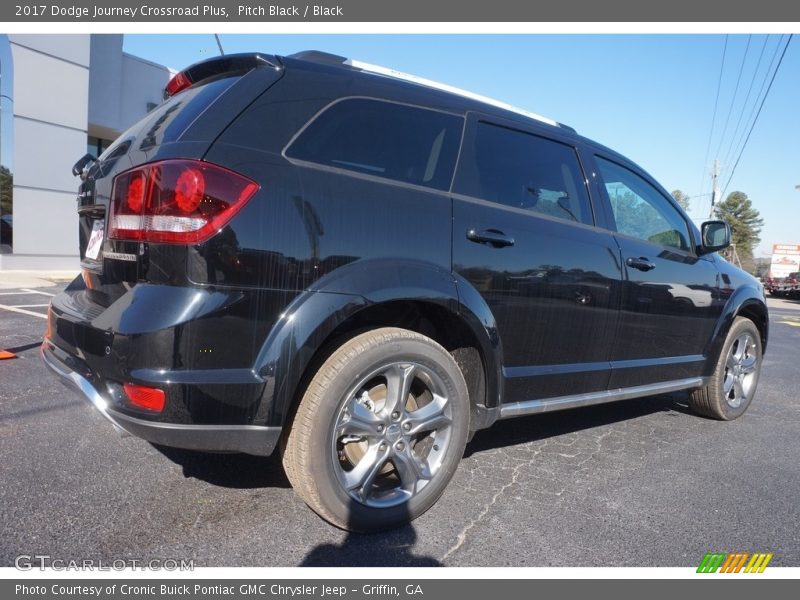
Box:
[626,256,656,271]
[466,229,515,248]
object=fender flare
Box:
[252,259,503,428]
[704,284,768,375]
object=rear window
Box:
[285,98,463,191]
[102,73,243,156]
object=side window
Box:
[596,157,691,252]
[285,98,463,191]
[455,121,592,225]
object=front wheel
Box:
[282,327,470,531]
[689,316,762,420]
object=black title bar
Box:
[4,0,800,22]
[6,579,799,600]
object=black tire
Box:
[282,327,470,532]
[689,316,762,420]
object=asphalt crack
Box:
[441,440,548,562]
[442,425,624,563]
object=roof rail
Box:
[288,50,566,130]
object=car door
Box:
[451,114,623,403]
[589,153,724,388]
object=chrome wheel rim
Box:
[723,332,758,408]
[331,361,453,508]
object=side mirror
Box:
[699,220,731,255]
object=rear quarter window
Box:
[285,98,463,191]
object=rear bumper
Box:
[41,340,281,456]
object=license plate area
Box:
[85,219,104,260]
[78,205,105,271]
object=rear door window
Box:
[454,121,593,225]
[285,98,463,191]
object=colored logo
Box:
[697,552,773,573]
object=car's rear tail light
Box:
[123,383,166,412]
[109,159,258,244]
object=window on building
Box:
[87,136,113,158]
[0,34,13,254]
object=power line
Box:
[720,35,769,171]
[720,34,793,199]
[723,35,785,188]
[714,35,751,163]
[698,35,728,201]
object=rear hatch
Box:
[76,54,284,305]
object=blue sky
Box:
[124,34,799,258]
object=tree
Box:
[671,189,690,211]
[0,165,11,217]
[714,191,764,273]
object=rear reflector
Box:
[123,383,166,412]
[109,159,259,244]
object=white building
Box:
[0,34,171,270]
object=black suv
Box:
[43,51,768,531]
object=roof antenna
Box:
[214,34,225,56]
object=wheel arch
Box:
[255,259,503,433]
[704,285,769,375]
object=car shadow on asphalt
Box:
[300,520,440,566]
[152,445,291,489]
[153,393,692,566]
[464,392,691,458]
[152,393,691,490]
[155,446,442,566]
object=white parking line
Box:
[0,289,56,297]
[0,303,48,319]
[13,304,50,308]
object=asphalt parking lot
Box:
[1,284,798,567]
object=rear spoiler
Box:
[164,53,282,99]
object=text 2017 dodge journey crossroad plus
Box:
[43,51,768,531]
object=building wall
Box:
[2,34,90,269]
[90,35,171,143]
[119,52,172,133]
[0,34,171,270]
[87,34,124,141]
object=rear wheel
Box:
[689,316,762,420]
[282,327,470,531]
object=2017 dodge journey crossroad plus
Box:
[42,51,768,531]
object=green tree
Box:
[671,189,690,211]
[714,191,764,273]
[0,165,12,217]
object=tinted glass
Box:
[97,73,242,157]
[596,157,691,251]
[286,98,463,191]
[456,122,592,225]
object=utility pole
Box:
[709,159,720,218]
